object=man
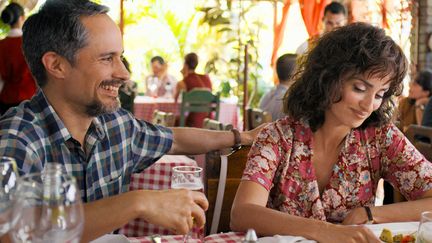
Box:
[422,97,432,127]
[0,1,259,241]
[145,56,177,98]
[296,1,347,55]
[259,54,296,121]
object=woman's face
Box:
[408,81,430,100]
[326,74,390,129]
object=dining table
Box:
[133,96,239,128]
[92,221,420,242]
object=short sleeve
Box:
[379,124,432,200]
[242,121,289,191]
[130,118,173,173]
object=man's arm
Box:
[168,126,263,155]
[81,189,208,242]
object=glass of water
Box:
[417,211,432,243]
[11,172,84,243]
[0,157,18,237]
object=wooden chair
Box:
[151,110,175,127]
[203,118,233,131]
[245,108,272,130]
[206,146,250,234]
[405,124,432,161]
[179,89,220,127]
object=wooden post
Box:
[120,0,124,42]
[242,44,248,131]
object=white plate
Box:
[365,222,418,241]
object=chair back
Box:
[405,124,432,161]
[206,146,250,234]
[152,110,175,127]
[245,108,272,130]
[179,89,220,127]
[203,118,233,131]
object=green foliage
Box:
[196,1,265,108]
[0,21,10,39]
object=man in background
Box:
[296,1,347,55]
[259,54,296,121]
[145,56,177,98]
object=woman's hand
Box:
[317,224,380,243]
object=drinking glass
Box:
[417,211,432,243]
[171,166,203,242]
[0,157,18,236]
[10,172,84,243]
[147,76,159,98]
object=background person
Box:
[259,54,296,121]
[174,52,213,128]
[145,56,177,98]
[119,57,137,113]
[398,70,432,132]
[231,23,432,243]
[0,2,37,115]
[295,1,347,55]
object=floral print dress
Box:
[242,117,432,223]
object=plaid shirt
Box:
[0,90,173,202]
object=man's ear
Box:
[41,52,70,80]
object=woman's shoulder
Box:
[261,116,310,140]
[356,122,404,144]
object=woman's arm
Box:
[343,189,432,225]
[231,181,380,243]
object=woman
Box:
[0,3,37,115]
[231,23,432,243]
[175,52,212,128]
[398,70,432,131]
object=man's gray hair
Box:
[22,0,109,87]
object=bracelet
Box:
[364,206,374,224]
[415,104,425,111]
[231,128,242,151]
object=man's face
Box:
[323,12,346,33]
[62,14,130,117]
[151,61,163,76]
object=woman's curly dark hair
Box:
[284,22,407,131]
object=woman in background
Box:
[175,52,212,128]
[0,3,37,115]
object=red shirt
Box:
[183,73,213,128]
[0,36,37,104]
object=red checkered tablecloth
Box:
[119,155,198,237]
[127,232,245,243]
[133,96,239,128]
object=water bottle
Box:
[243,229,258,243]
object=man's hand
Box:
[240,123,268,145]
[137,189,208,234]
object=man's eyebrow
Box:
[98,50,124,57]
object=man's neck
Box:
[43,86,93,146]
